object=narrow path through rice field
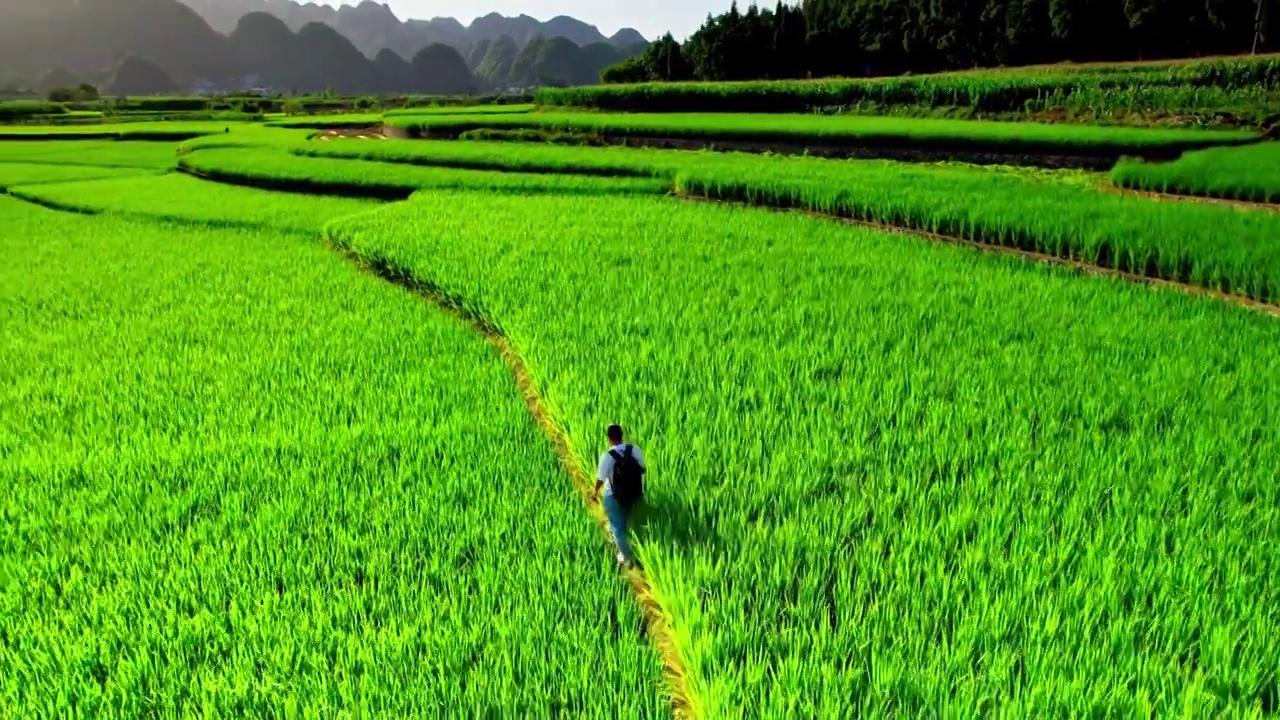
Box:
[327,245,697,720]
[682,193,1280,319]
[1,186,696,720]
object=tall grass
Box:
[0,197,667,716]
[0,121,240,141]
[264,114,384,129]
[384,112,1258,158]
[0,140,178,170]
[536,55,1280,119]
[178,147,669,198]
[0,100,67,121]
[293,139,687,178]
[328,190,1280,716]
[1112,142,1280,204]
[383,104,535,117]
[7,173,381,232]
[288,139,1280,300]
[0,163,156,189]
[677,153,1280,300]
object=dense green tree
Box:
[625,0,1273,84]
[48,83,98,102]
[601,55,649,83]
[644,34,694,81]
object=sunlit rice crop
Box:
[383,111,1258,157]
[328,189,1280,717]
[7,173,381,233]
[179,147,670,197]
[1111,142,1280,204]
[0,197,666,717]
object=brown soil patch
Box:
[315,127,388,141]
[383,124,412,140]
[327,242,699,720]
[684,193,1280,319]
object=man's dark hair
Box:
[607,424,624,443]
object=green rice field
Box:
[179,147,669,198]
[0,194,665,717]
[1112,142,1280,205]
[0,121,239,141]
[536,55,1280,121]
[383,111,1259,158]
[1,117,1277,717]
[0,163,158,189]
[224,137,1280,301]
[383,104,536,117]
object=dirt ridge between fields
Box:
[168,164,1280,318]
[326,242,700,720]
[176,162,414,200]
[682,193,1280,318]
[1105,185,1280,212]
[3,184,701,719]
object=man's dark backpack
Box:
[610,445,645,509]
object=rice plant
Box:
[384,111,1258,157]
[328,190,1280,717]
[0,140,178,170]
[1112,142,1280,204]
[675,153,1280,301]
[0,197,667,718]
[0,163,156,190]
[285,138,1280,301]
[178,147,670,197]
[7,173,381,233]
[535,55,1280,120]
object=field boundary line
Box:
[3,187,101,216]
[175,163,414,200]
[683,193,1280,319]
[1105,185,1280,212]
[325,239,699,720]
[51,164,1280,320]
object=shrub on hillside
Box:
[48,84,99,103]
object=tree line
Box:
[607,0,1274,83]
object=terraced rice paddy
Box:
[383,104,536,117]
[535,55,1280,118]
[2,121,1278,717]
[383,111,1258,158]
[0,163,158,189]
[179,147,668,198]
[0,193,665,719]
[0,140,178,169]
[0,121,238,141]
[330,190,1280,716]
[1112,142,1280,205]
[215,138,1280,303]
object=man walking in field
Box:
[592,424,646,567]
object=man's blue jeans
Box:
[602,494,633,562]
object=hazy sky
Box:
[314,1,729,41]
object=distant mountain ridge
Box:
[0,0,649,95]
[178,0,647,59]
